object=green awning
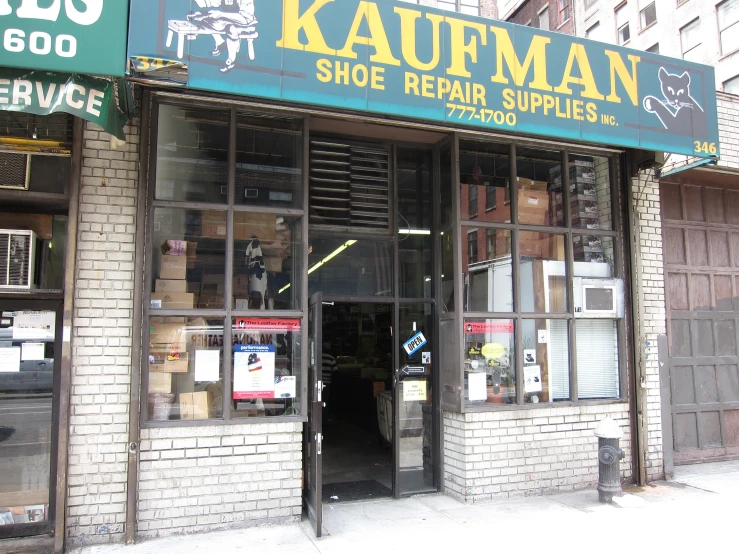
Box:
[0,69,129,140]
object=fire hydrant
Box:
[594,417,624,503]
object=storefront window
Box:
[145,100,305,423]
[520,232,567,313]
[233,214,302,310]
[235,112,302,209]
[522,319,570,402]
[464,318,516,405]
[517,147,562,227]
[155,104,229,203]
[308,238,393,297]
[232,317,301,418]
[464,228,512,312]
[151,208,226,307]
[460,141,511,223]
[147,317,224,421]
[459,141,623,409]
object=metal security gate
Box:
[661,180,739,464]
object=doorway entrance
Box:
[302,131,445,536]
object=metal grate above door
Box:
[309,139,390,231]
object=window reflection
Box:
[520,233,567,313]
[308,238,392,297]
[464,228,513,312]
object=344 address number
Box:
[694,141,718,155]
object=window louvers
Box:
[309,139,390,230]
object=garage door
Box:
[661,180,739,464]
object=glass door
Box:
[394,303,435,496]
[303,293,323,537]
[0,300,60,538]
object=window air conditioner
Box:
[573,277,625,318]
[0,152,31,190]
[0,230,41,289]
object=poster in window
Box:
[524,365,543,393]
[233,344,275,399]
[12,311,55,340]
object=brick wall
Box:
[443,404,632,501]
[137,423,302,539]
[717,93,739,171]
[632,169,666,480]
[506,0,575,34]
[66,119,141,547]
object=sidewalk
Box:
[13,460,739,554]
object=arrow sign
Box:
[401,366,425,375]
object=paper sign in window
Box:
[21,343,45,362]
[403,380,427,402]
[0,348,21,373]
[194,350,220,382]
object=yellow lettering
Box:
[277,0,336,55]
[438,78,452,99]
[316,59,332,82]
[586,102,598,123]
[352,64,368,87]
[335,61,350,85]
[553,44,604,100]
[517,90,528,111]
[405,72,420,95]
[422,75,435,98]
[473,83,486,107]
[543,95,555,115]
[489,27,552,92]
[371,66,385,90]
[502,88,515,110]
[573,99,584,120]
[450,80,465,102]
[604,50,640,105]
[446,17,487,78]
[337,1,400,66]
[395,7,443,71]
[530,92,543,113]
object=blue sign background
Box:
[127,0,720,158]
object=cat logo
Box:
[643,67,707,138]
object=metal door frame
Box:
[0,298,62,540]
[304,292,323,537]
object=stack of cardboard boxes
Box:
[549,159,601,230]
[517,178,564,259]
[151,241,196,309]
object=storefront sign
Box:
[0,0,128,77]
[128,0,720,158]
[403,332,427,356]
[0,69,127,139]
[11,310,54,341]
[233,344,276,399]
[235,317,301,333]
[403,380,426,402]
[465,321,514,334]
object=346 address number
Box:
[694,141,718,155]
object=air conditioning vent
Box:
[309,139,390,231]
[0,230,39,289]
[0,152,31,190]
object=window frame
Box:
[538,5,550,30]
[437,0,481,16]
[639,1,657,29]
[615,3,631,45]
[724,74,739,94]
[139,92,309,428]
[680,17,702,60]
[558,0,571,26]
[717,0,739,56]
[452,136,629,413]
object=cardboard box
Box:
[234,212,277,242]
[518,190,550,225]
[180,391,214,420]
[151,293,195,309]
[160,255,187,280]
[517,178,548,191]
[155,279,188,293]
[198,294,226,309]
[149,351,189,373]
[149,372,172,393]
[150,323,188,351]
[264,257,283,272]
